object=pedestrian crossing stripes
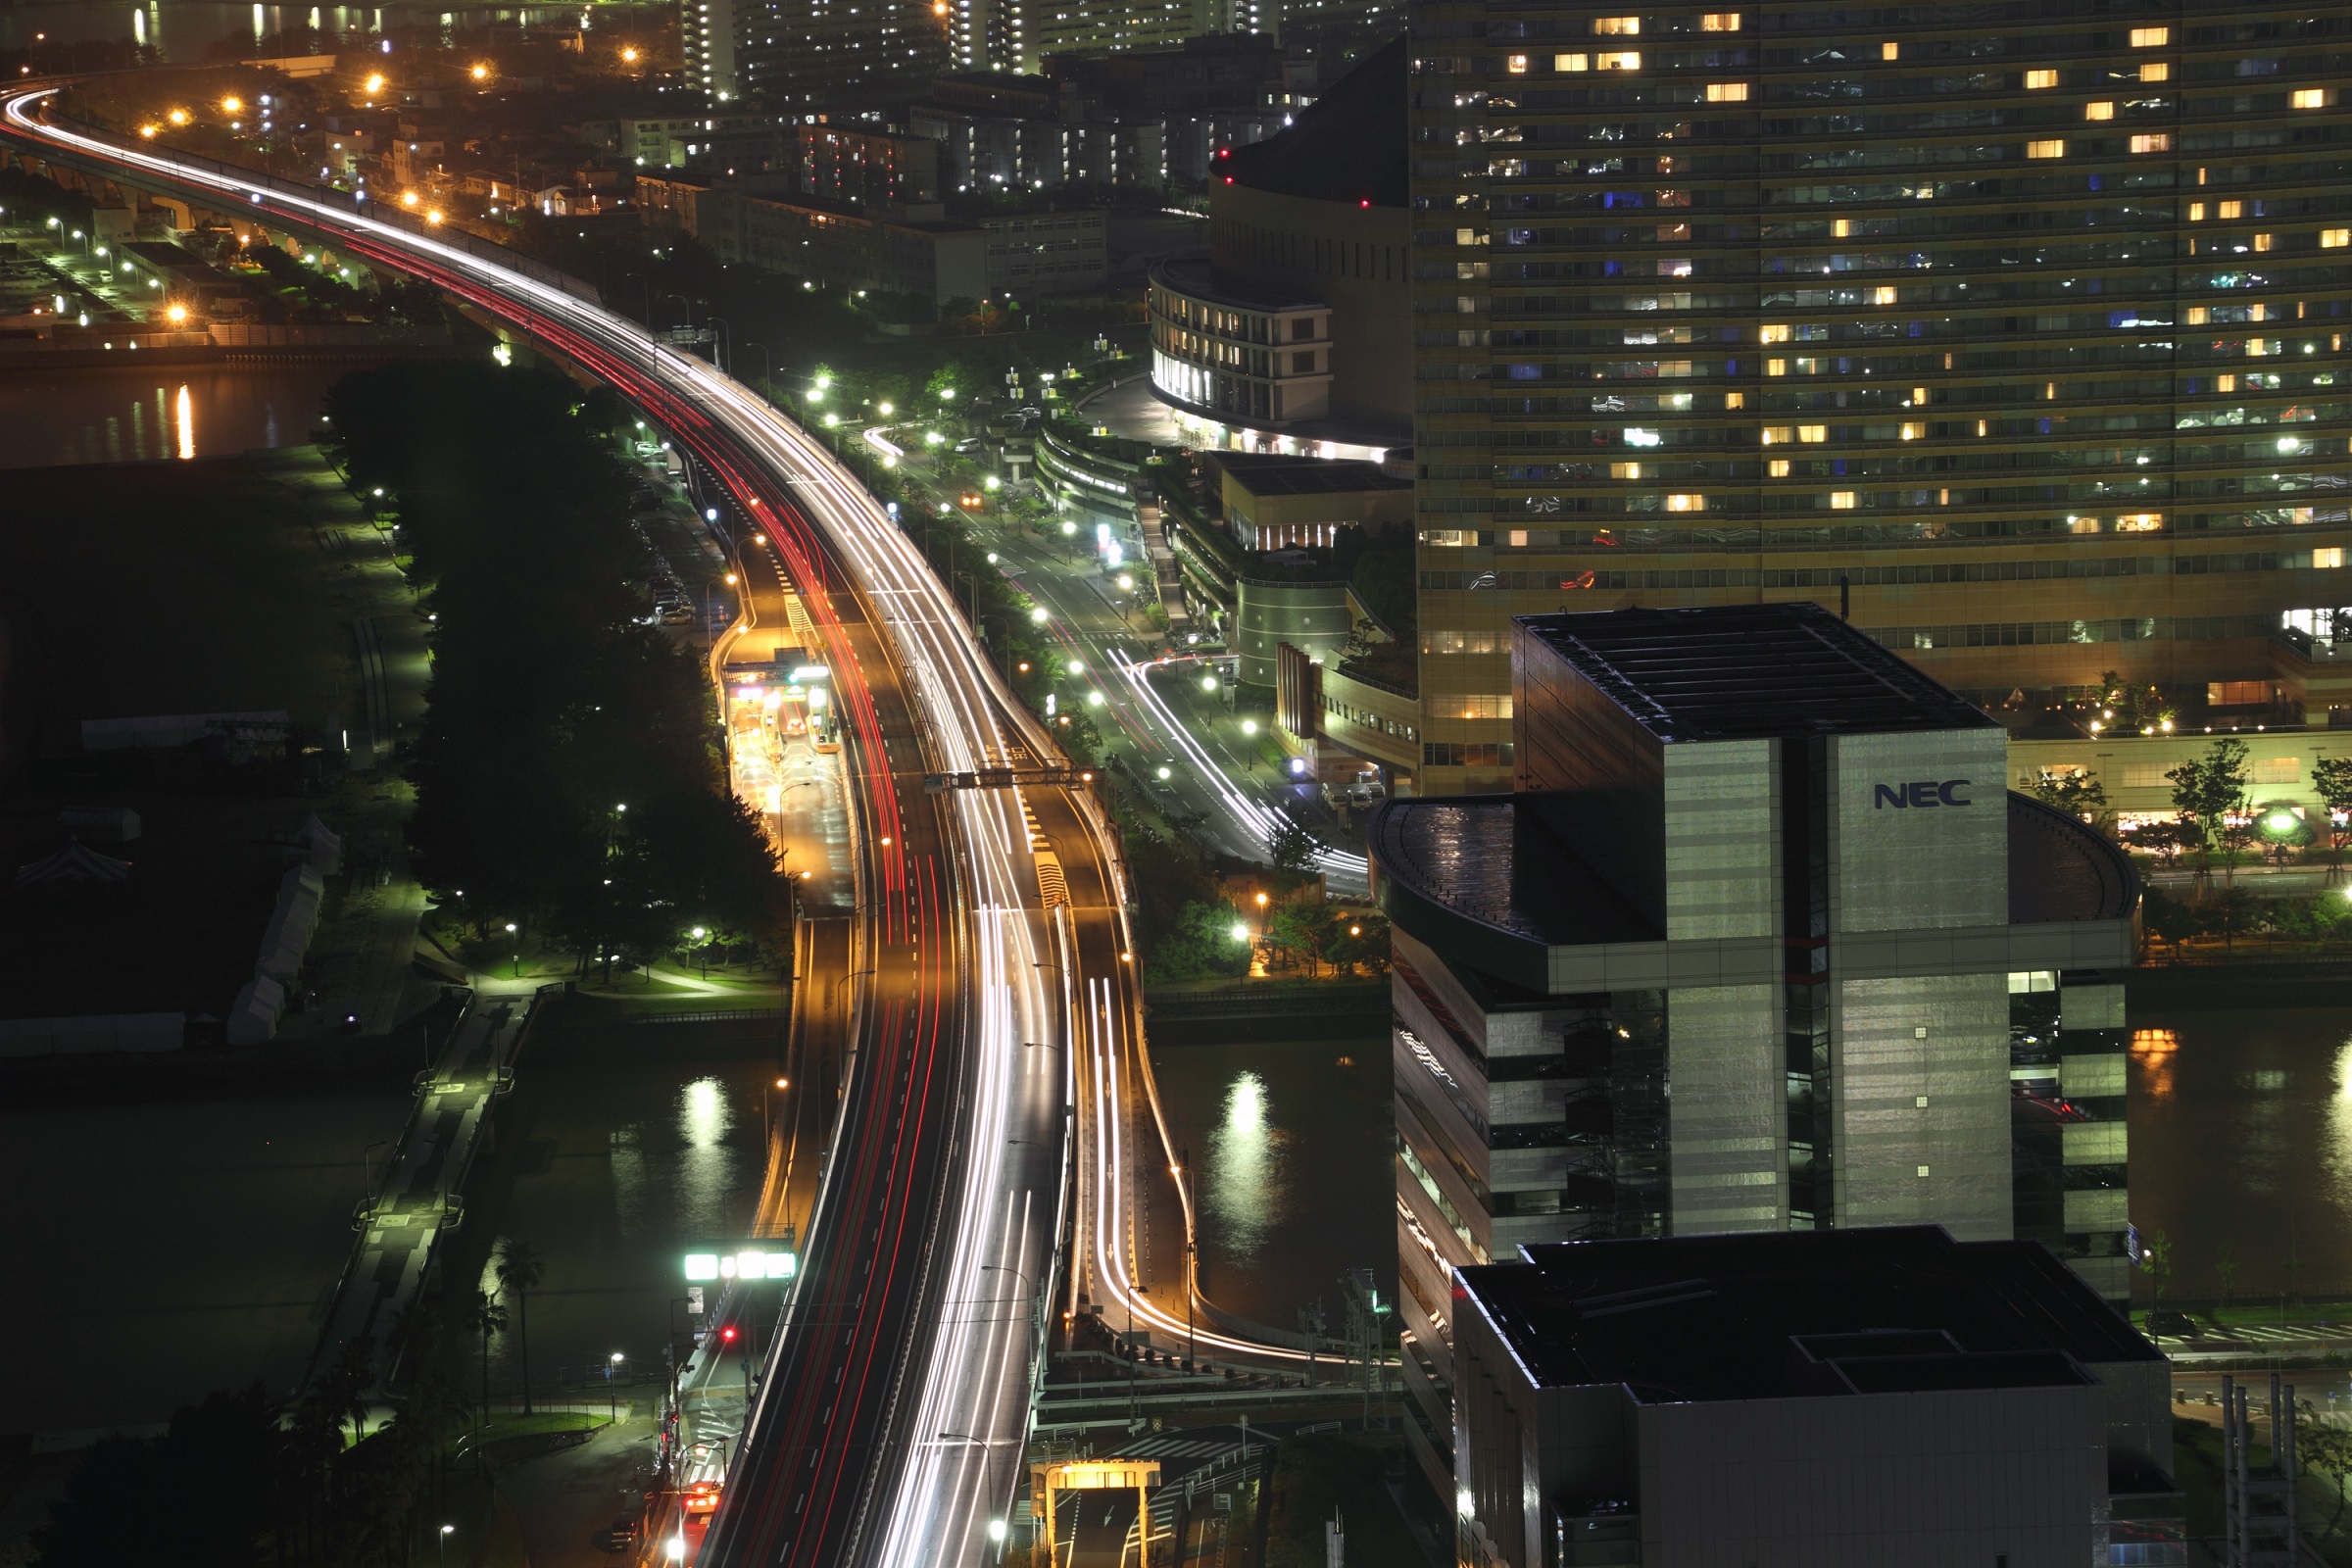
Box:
[1115,1435,1243,1459]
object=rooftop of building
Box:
[1211,451,1412,498]
[1521,604,2001,743]
[1371,789,2138,962]
[1218,33,1404,207]
[1151,254,1325,314]
[1458,1226,2158,1405]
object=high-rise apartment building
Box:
[1369,604,2138,1494]
[681,0,950,107]
[1408,0,2352,795]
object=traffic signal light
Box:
[720,1324,738,1346]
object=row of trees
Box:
[324,361,785,970]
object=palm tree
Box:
[469,1289,508,1436]
[494,1241,547,1416]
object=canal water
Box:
[1150,1032,1396,1336]
[2131,1002,2352,1302]
[0,362,353,466]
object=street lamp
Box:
[607,1351,624,1421]
[438,1526,455,1568]
[506,921,519,979]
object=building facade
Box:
[1408,0,2352,794]
[1452,1228,2177,1568]
[1148,36,1412,457]
[1369,603,2138,1495]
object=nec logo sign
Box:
[1875,780,1974,809]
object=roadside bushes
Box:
[325,359,784,968]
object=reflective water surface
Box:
[2131,1005,2352,1299]
[1152,1035,1394,1333]
[0,363,353,467]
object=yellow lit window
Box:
[1610,462,1643,478]
[2115,514,2164,533]
[2138,61,2169,81]
[1873,285,1896,305]
[2217,373,2236,391]
[1830,491,1858,510]
[2131,133,2172,153]
[1595,51,1642,69]
[2188,202,2206,221]
[1976,419,1988,436]
[2292,87,2328,109]
[1882,40,1898,60]
[2130,25,2168,46]
[1900,422,1925,440]
[1766,358,1787,376]
[1592,15,1640,32]
[2026,139,2065,159]
[1798,424,1828,442]
[2185,306,2208,324]
[2254,233,2274,252]
[2218,200,2242,220]
[1724,391,1745,409]
[1665,494,1705,512]
[1761,426,1791,444]
[1833,218,1850,237]
[1769,459,1791,476]
[1911,386,1929,404]
[2249,338,2269,357]
[1506,53,1528,73]
[1706,82,1749,101]
[2317,548,2344,568]
[2024,69,2058,88]
[1700,11,1740,28]
[2084,101,2114,121]
[1759,323,1790,343]
[1554,52,1589,71]
[2323,228,2352,248]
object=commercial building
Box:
[1211,451,1413,551]
[1148,36,1409,459]
[1370,603,2137,1494]
[1452,1227,2176,1568]
[1409,0,2352,794]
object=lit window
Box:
[2317,548,2344,568]
[1873,285,1896,305]
[1724,391,1745,409]
[1595,51,1641,69]
[2131,132,2172,153]
[2139,61,2169,81]
[1700,12,1740,29]
[1592,15,1639,32]
[1759,323,1790,343]
[1506,53,1528,73]
[1554,52,1589,70]
[2185,306,2208,324]
[2292,87,2328,109]
[1706,81,1748,101]
[1900,422,1925,440]
[2116,514,2165,533]
[2217,373,2237,392]
[1833,218,1850,237]
[2026,138,2065,159]
[1761,425,1791,444]
[1665,494,1705,512]
[1798,424,1828,442]
[1766,358,1787,376]
[1610,462,1643,478]
[1881,40,1898,60]
[1768,459,1791,476]
[2130,25,2168,46]
[2218,200,2242,220]
[2323,228,2351,249]
[1830,492,1858,509]
[2024,69,2058,88]
[2084,101,2115,121]
[2188,202,2206,221]
[2254,233,2274,252]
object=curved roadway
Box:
[0,80,1300,1563]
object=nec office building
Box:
[1368,604,2137,1493]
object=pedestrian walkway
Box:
[310,986,553,1391]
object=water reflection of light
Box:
[678,1077,737,1238]
[2328,1039,2352,1216]
[2131,1027,2178,1100]
[1206,1069,1287,1263]
[174,383,193,460]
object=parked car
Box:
[607,1515,641,1550]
